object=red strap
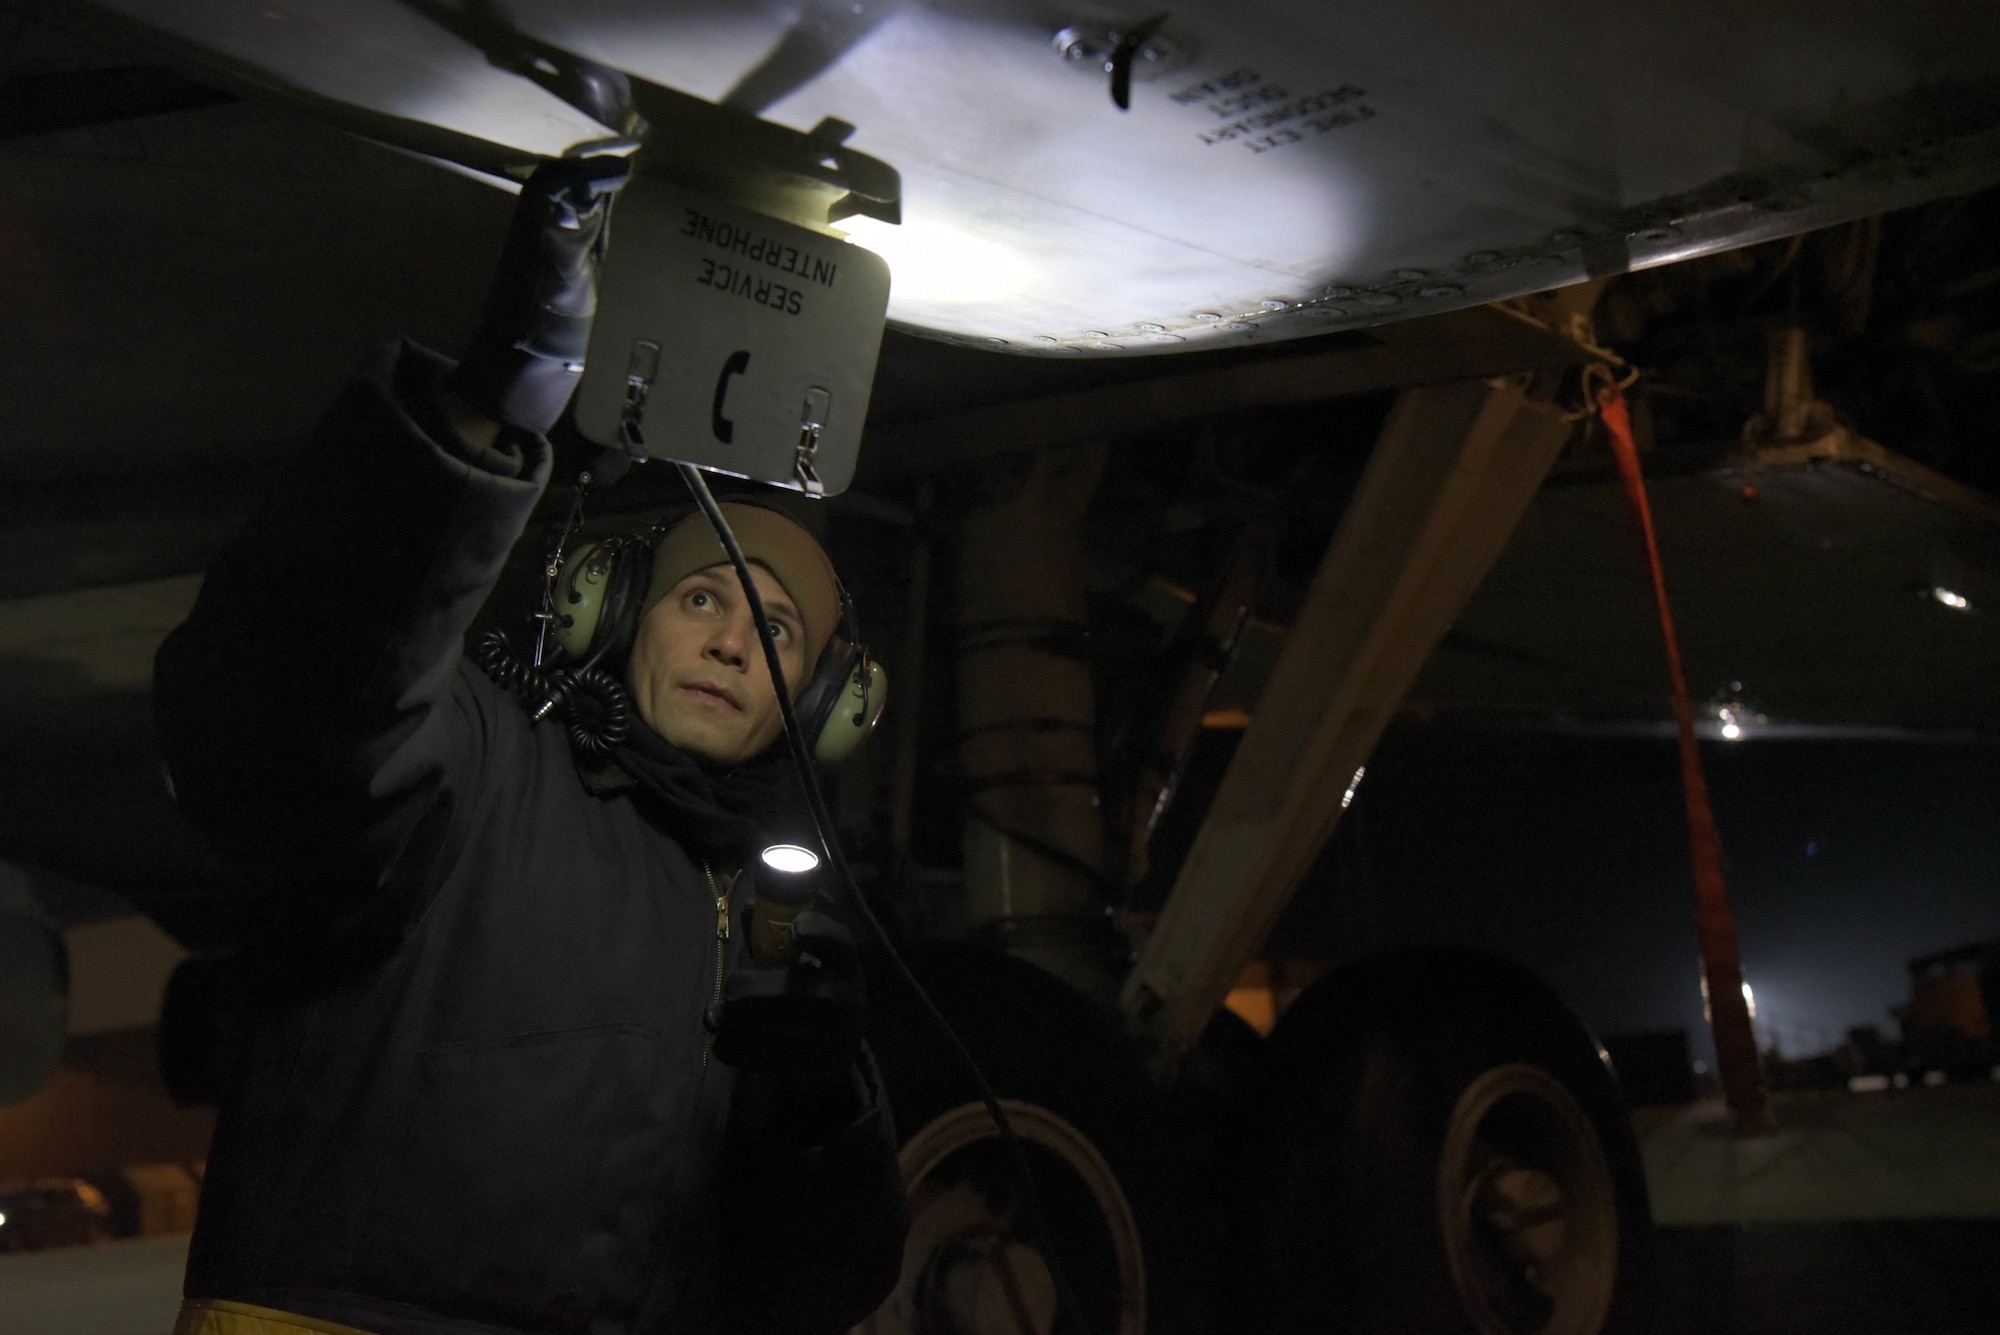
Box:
[1599,385,1772,1134]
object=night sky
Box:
[1273,729,2000,1062]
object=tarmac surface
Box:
[1655,1218,2000,1334]
[3,1085,1995,1334]
[0,1231,186,1335]
[1642,1082,2000,1334]
[1637,1083,2000,1223]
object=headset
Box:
[547,507,887,766]
[506,471,1089,1333]
[480,473,1087,1329]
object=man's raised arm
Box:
[153,155,627,904]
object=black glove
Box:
[709,909,867,1082]
[447,153,630,435]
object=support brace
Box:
[1122,375,1576,1057]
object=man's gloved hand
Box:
[447,152,630,435]
[709,909,867,1082]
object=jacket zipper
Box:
[702,864,734,1069]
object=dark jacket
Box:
[153,338,907,1335]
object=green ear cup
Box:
[556,534,882,763]
[813,658,887,767]
[554,540,619,661]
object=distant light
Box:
[1923,1070,1948,1087]
[1701,973,1758,1022]
[1932,586,1972,611]
[1717,704,1744,740]
[1340,765,1367,810]
[1848,1074,1890,1093]
[0,1210,7,1227]
[761,844,820,874]
[840,216,1036,305]
[1711,696,1763,740]
[1692,1060,1709,1075]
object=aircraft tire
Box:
[858,939,1208,1335]
[1224,946,1656,1335]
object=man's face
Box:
[627,562,811,766]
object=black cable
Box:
[676,463,1095,1335]
[473,629,631,758]
[473,627,553,700]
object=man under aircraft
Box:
[152,155,908,1335]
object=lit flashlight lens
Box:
[761,844,820,874]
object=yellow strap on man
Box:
[173,1298,378,1335]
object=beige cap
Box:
[641,504,841,668]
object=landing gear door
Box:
[573,175,892,498]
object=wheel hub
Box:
[857,1099,1146,1335]
[916,1227,1058,1335]
[1437,1063,1620,1335]
[1472,1162,1569,1266]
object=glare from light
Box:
[0,1211,7,1226]
[1932,586,1971,611]
[760,843,820,874]
[1700,973,1758,1022]
[1340,765,1367,811]
[1712,697,1763,740]
[838,215,1036,305]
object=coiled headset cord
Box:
[676,463,1095,1335]
[472,630,632,759]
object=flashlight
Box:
[748,843,821,964]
